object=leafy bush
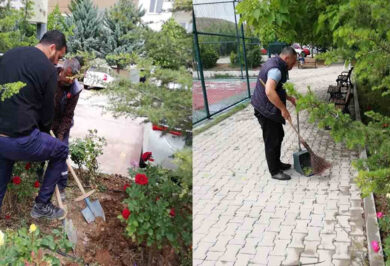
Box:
[119,151,192,264]
[2,161,41,213]
[69,129,106,184]
[200,45,219,69]
[0,82,26,102]
[0,224,73,265]
[230,47,262,68]
[247,47,262,68]
[104,61,192,136]
[230,51,240,66]
[145,18,191,70]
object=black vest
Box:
[251,56,288,124]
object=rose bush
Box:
[119,151,192,264]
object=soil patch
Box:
[0,171,180,265]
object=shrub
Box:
[230,51,239,66]
[145,18,192,70]
[247,47,262,68]
[119,151,192,264]
[200,45,219,69]
[230,47,262,68]
[2,161,42,213]
[0,224,74,265]
[69,129,106,184]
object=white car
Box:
[83,64,115,89]
[140,122,187,169]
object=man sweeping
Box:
[52,58,82,202]
[252,46,297,181]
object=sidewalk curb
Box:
[353,80,385,265]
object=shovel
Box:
[39,158,77,246]
[49,131,105,223]
[55,185,78,247]
[67,160,106,223]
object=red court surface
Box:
[193,79,257,110]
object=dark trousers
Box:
[58,130,70,191]
[36,130,70,191]
[0,129,68,207]
[254,109,285,175]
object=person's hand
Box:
[288,96,296,106]
[281,108,292,124]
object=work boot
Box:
[30,202,65,220]
[271,171,291,181]
[280,162,292,171]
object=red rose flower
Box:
[12,176,21,185]
[34,181,40,188]
[123,183,131,191]
[156,197,160,201]
[67,92,72,99]
[169,208,175,217]
[141,152,154,162]
[122,208,130,220]
[135,173,148,185]
[25,162,31,170]
[383,123,389,128]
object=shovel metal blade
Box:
[64,219,78,247]
[89,200,106,222]
[82,198,106,223]
[81,206,96,224]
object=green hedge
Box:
[200,45,219,69]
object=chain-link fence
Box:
[192,0,264,124]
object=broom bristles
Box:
[301,141,331,175]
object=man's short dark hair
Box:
[280,46,297,56]
[39,30,67,51]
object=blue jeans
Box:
[0,129,68,207]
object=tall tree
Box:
[101,0,146,60]
[236,0,338,48]
[47,4,74,38]
[67,0,103,56]
[145,18,192,70]
[0,0,36,52]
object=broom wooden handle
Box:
[259,78,307,145]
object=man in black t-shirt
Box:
[0,30,68,220]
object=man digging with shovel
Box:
[252,46,297,181]
[51,58,82,202]
[0,30,68,219]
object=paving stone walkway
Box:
[193,65,368,266]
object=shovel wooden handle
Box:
[66,160,86,194]
[55,185,67,219]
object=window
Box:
[149,0,163,13]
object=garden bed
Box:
[0,170,182,265]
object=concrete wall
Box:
[172,10,191,33]
[139,0,173,31]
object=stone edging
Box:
[353,80,385,265]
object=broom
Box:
[259,78,331,174]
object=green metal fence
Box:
[192,0,261,124]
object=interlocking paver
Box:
[193,66,367,265]
[283,248,303,265]
[251,246,272,264]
